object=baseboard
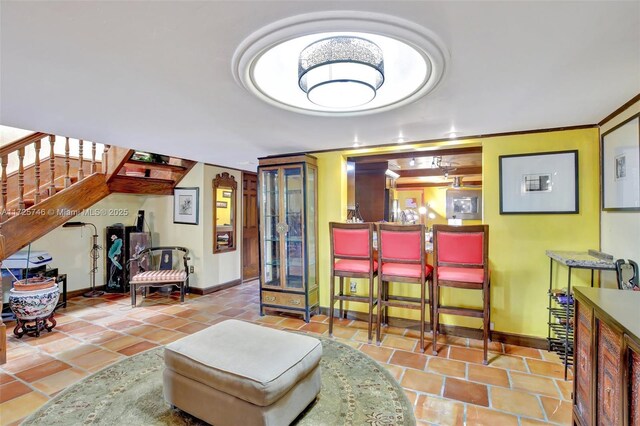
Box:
[0,323,6,365]
[190,279,242,295]
[318,307,547,350]
[66,285,108,300]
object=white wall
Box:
[202,165,242,288]
[30,193,147,292]
[600,99,640,288]
[140,163,206,288]
[140,163,243,290]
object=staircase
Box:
[0,131,196,364]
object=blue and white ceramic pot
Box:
[9,284,60,320]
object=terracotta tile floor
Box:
[0,281,572,425]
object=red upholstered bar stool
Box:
[329,222,378,343]
[432,224,491,364]
[376,224,433,353]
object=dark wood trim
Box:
[491,331,548,349]
[398,166,482,178]
[349,147,483,163]
[125,159,186,172]
[397,181,482,189]
[317,306,547,349]
[0,323,5,365]
[108,175,174,195]
[205,162,255,173]
[598,93,640,127]
[295,124,596,157]
[213,172,238,254]
[258,154,317,167]
[190,279,242,295]
[65,285,107,300]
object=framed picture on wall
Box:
[601,113,640,211]
[173,187,199,225]
[499,150,579,214]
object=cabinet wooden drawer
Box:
[574,301,594,425]
[262,291,305,309]
[597,319,623,426]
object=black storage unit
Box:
[105,225,151,293]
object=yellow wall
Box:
[316,127,600,338]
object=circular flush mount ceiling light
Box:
[299,36,384,108]
[232,11,449,116]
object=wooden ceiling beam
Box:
[397,166,482,178]
[347,146,482,163]
[397,180,482,189]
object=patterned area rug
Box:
[22,336,415,425]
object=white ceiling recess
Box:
[1,1,638,171]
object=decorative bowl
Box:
[9,284,60,320]
[13,277,56,291]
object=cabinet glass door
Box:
[283,167,304,290]
[261,168,280,287]
[306,165,317,289]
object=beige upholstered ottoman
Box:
[163,319,322,426]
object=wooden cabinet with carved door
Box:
[573,287,640,426]
[258,154,318,322]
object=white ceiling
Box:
[1,1,638,171]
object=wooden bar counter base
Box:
[572,287,640,426]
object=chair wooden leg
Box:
[382,282,389,326]
[432,281,439,356]
[329,275,335,338]
[367,276,374,344]
[376,276,383,346]
[419,278,426,353]
[428,275,434,332]
[131,284,136,307]
[483,282,490,365]
[339,277,344,319]
[180,283,185,303]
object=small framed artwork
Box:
[216,201,228,208]
[173,187,199,225]
[222,190,232,198]
[499,150,578,214]
[601,113,640,211]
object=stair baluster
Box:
[1,155,7,220]
[49,135,56,196]
[103,145,110,175]
[78,139,85,181]
[64,137,71,188]
[34,140,41,204]
[17,147,25,210]
[91,142,97,174]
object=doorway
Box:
[242,172,259,281]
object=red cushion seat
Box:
[381,262,433,278]
[437,266,485,283]
[334,259,378,274]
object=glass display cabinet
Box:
[258,154,318,322]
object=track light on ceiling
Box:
[409,158,415,167]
